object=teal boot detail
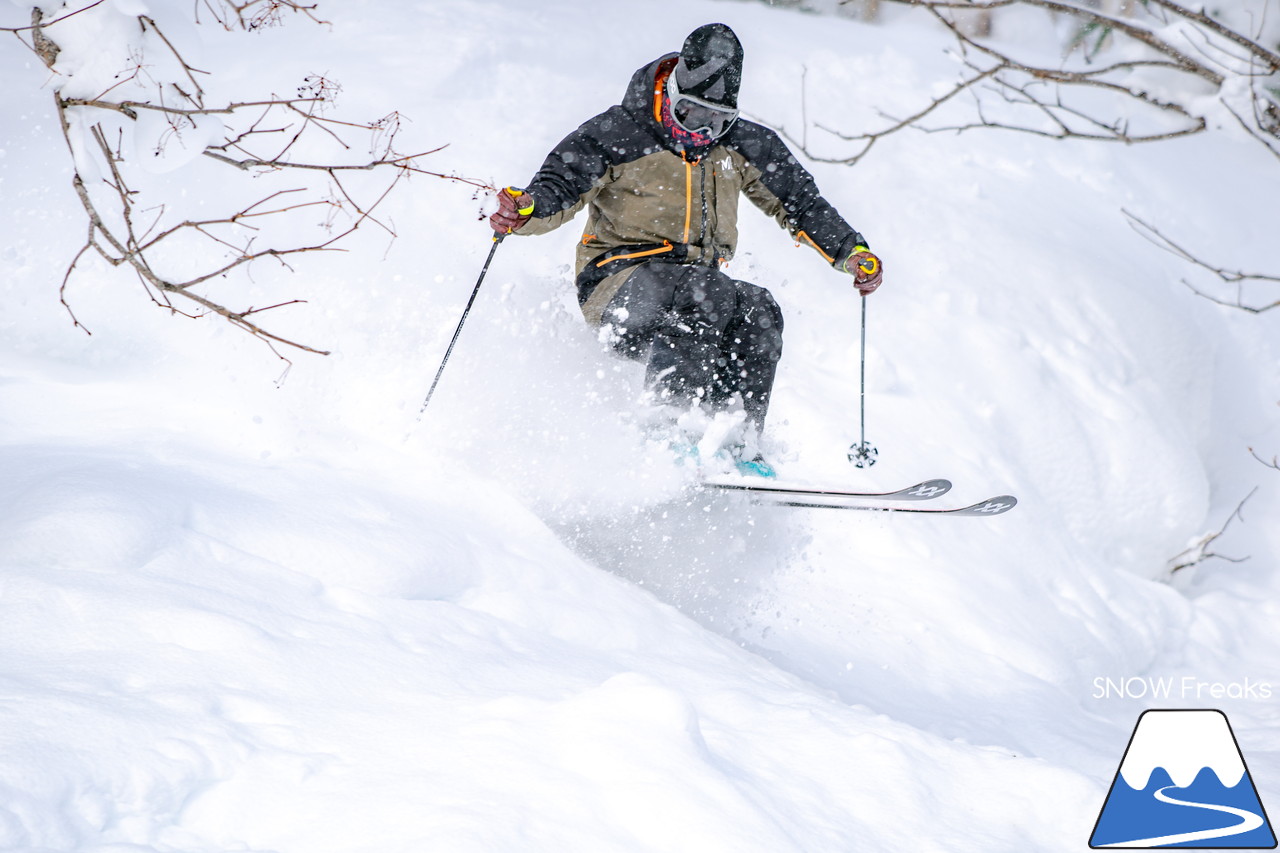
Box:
[668,439,700,462]
[734,455,777,479]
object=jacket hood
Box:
[620,53,679,128]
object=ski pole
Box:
[417,232,505,418]
[848,292,879,468]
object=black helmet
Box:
[673,23,744,109]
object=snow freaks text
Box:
[1093,677,1274,701]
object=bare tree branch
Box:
[20,1,488,358]
[879,0,1225,84]
[818,0,1280,162]
[59,95,326,118]
[1250,447,1280,471]
[1,1,107,35]
[1143,0,1280,72]
[197,0,326,31]
[811,0,1280,321]
[781,0,1217,165]
[59,234,96,337]
[139,15,210,106]
[1223,97,1280,164]
[1168,488,1255,574]
[1124,210,1280,314]
[771,64,1002,165]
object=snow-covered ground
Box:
[2,0,1279,850]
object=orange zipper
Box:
[683,155,693,244]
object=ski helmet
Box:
[673,23,743,109]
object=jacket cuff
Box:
[834,232,869,270]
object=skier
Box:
[490,23,883,477]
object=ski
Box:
[701,478,953,502]
[745,492,1018,516]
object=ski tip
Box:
[958,495,1018,516]
[903,479,952,500]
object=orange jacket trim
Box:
[797,230,835,264]
[595,241,675,267]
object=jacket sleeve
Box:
[517,110,619,237]
[732,123,867,268]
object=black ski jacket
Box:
[518,54,869,324]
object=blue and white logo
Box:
[1090,709,1276,848]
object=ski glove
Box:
[843,247,883,295]
[489,187,535,234]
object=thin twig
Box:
[140,15,209,106]
[1143,0,1280,71]
[1,0,108,34]
[59,235,96,337]
[59,95,325,117]
[1249,447,1280,471]
[1169,488,1256,574]
[1124,209,1280,313]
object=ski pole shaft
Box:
[418,233,505,417]
[848,291,877,466]
[859,293,868,450]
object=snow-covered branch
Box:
[791,0,1280,311]
[13,1,488,359]
[1167,489,1255,575]
[809,0,1279,153]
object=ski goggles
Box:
[667,74,739,138]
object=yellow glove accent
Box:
[506,187,535,216]
[846,246,878,276]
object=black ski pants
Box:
[600,261,784,428]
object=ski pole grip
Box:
[858,255,879,277]
[505,187,536,216]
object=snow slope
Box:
[2,0,1279,850]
